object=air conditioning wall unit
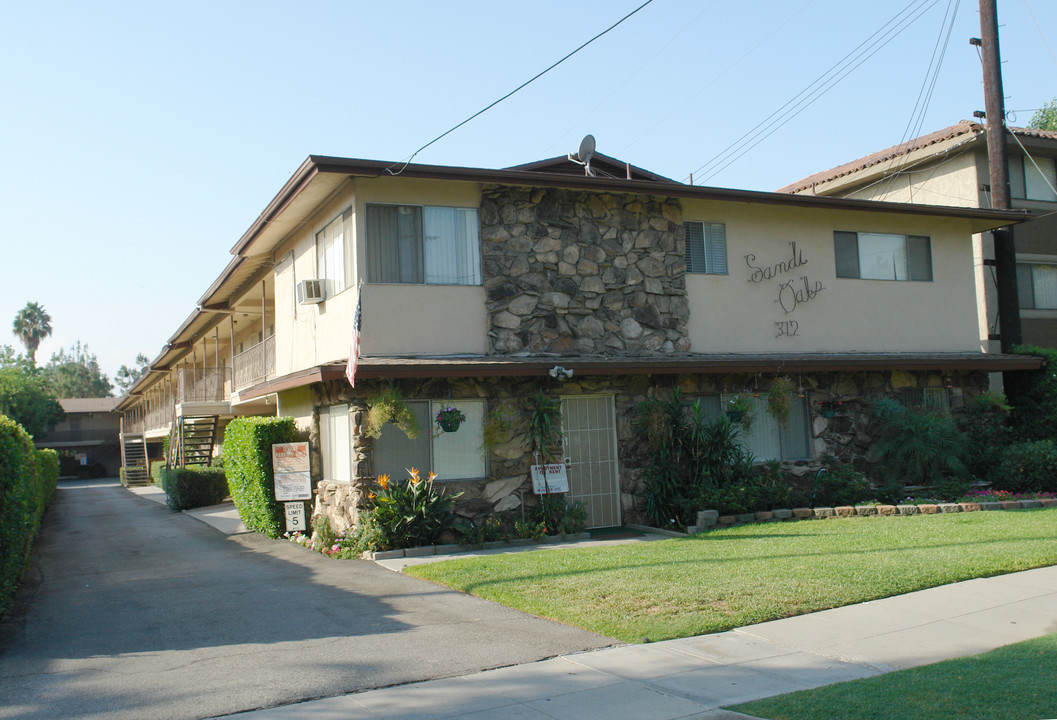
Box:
[297,279,326,304]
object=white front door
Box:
[561,395,621,528]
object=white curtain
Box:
[424,207,481,285]
[432,399,486,479]
[859,233,908,280]
[1033,265,1057,309]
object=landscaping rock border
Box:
[686,498,1057,533]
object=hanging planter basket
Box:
[435,406,466,433]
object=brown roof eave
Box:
[237,353,1042,396]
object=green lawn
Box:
[404,509,1057,643]
[730,632,1057,720]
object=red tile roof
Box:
[777,122,1057,195]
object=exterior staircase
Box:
[175,415,219,467]
[120,435,151,486]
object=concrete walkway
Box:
[127,483,249,534]
[223,562,1057,720]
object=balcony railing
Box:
[234,335,275,390]
[176,367,230,403]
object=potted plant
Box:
[726,393,755,430]
[766,376,795,425]
[435,405,466,433]
[363,387,420,439]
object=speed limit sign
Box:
[284,502,306,532]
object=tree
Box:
[115,353,150,393]
[11,302,52,365]
[0,345,32,372]
[1028,98,1057,132]
[0,366,63,438]
[41,341,112,398]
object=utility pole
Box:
[978,0,1022,352]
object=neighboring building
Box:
[117,150,1036,528]
[778,120,1057,350]
[36,398,122,477]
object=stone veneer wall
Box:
[308,370,990,533]
[479,186,691,355]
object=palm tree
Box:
[12,302,53,365]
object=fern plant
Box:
[870,397,968,487]
[363,387,420,440]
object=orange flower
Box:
[407,467,420,481]
[378,474,390,489]
[427,471,437,482]
[368,491,377,500]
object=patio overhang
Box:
[237,352,1042,397]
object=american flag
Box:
[345,291,361,387]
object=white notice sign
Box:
[275,471,312,501]
[284,501,306,532]
[272,442,312,500]
[531,463,570,494]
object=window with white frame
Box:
[684,221,728,275]
[834,231,933,281]
[320,404,351,483]
[1018,262,1057,309]
[316,209,352,298]
[372,399,486,480]
[366,204,481,285]
[1009,155,1057,202]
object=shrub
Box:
[223,416,298,538]
[1006,346,1057,442]
[958,391,1011,481]
[456,516,508,546]
[870,398,968,486]
[150,460,167,487]
[809,457,873,507]
[638,391,758,527]
[34,449,59,510]
[992,440,1057,493]
[532,494,587,536]
[371,468,461,549]
[160,465,229,511]
[0,416,57,612]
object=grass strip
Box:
[730,632,1057,720]
[405,509,1057,643]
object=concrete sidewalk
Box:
[126,484,248,534]
[223,564,1057,719]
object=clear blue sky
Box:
[2,0,1054,385]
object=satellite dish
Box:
[578,134,596,164]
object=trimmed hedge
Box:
[223,416,298,538]
[159,465,229,511]
[0,415,59,612]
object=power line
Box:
[686,0,938,185]
[878,0,960,200]
[386,0,655,176]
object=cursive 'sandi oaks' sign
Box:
[744,242,825,337]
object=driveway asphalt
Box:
[0,480,614,720]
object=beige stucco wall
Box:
[683,201,984,353]
[272,176,487,376]
[277,386,315,433]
